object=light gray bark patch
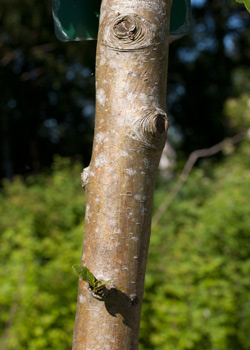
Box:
[81,166,89,188]
[102,13,156,51]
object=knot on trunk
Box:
[128,108,169,150]
[113,16,137,40]
[103,14,155,51]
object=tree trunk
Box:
[73,0,172,348]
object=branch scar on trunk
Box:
[128,108,169,150]
[103,13,156,51]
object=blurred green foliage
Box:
[223,67,250,132]
[1,141,250,349]
[140,140,250,350]
[0,157,84,350]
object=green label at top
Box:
[52,0,192,41]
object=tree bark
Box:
[73,0,172,349]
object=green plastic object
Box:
[52,0,192,41]
[170,0,192,36]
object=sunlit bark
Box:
[73,0,172,348]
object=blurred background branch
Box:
[153,129,249,226]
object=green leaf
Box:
[72,265,112,292]
[94,280,103,288]
[72,265,96,287]
[244,0,250,12]
[235,0,250,12]
[94,279,112,291]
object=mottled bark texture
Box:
[73,0,172,349]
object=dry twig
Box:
[152,130,249,226]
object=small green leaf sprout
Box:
[72,265,111,299]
